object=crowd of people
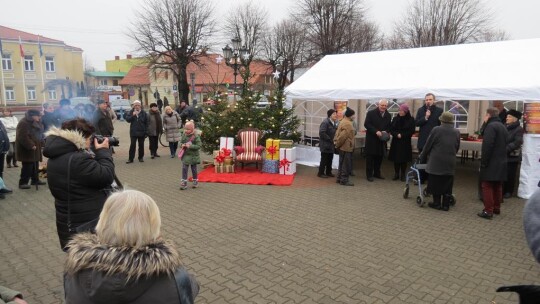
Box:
[319,93,525,218]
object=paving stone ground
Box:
[1,121,539,303]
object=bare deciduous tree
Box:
[295,0,378,59]
[389,0,494,48]
[128,0,215,103]
[262,19,307,92]
[223,1,269,93]
[343,19,382,53]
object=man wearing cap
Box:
[93,100,114,138]
[15,109,46,189]
[334,108,355,186]
[504,109,524,198]
[125,100,149,163]
[415,93,443,184]
[478,107,508,219]
[419,112,460,211]
[55,98,77,125]
[364,99,392,182]
[318,109,338,178]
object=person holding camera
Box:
[125,100,149,163]
[43,118,115,251]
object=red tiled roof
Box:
[0,25,83,51]
[119,66,150,85]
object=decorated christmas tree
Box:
[199,89,301,154]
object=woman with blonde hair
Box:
[64,190,199,304]
[162,105,182,158]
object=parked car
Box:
[69,97,93,108]
[110,99,131,118]
[255,96,271,109]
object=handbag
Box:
[174,267,199,304]
[178,135,195,159]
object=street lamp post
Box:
[222,36,248,95]
[190,72,196,107]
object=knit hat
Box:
[327,109,336,117]
[439,111,454,124]
[399,104,409,113]
[508,109,522,120]
[59,98,71,107]
[133,100,141,105]
[524,189,540,262]
[27,109,41,117]
[344,107,355,118]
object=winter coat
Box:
[415,105,443,150]
[15,112,43,162]
[334,118,355,153]
[41,111,60,132]
[388,113,415,163]
[319,118,337,153]
[0,116,18,142]
[178,105,198,123]
[419,123,460,176]
[64,233,199,304]
[163,111,182,143]
[55,107,77,124]
[480,117,508,182]
[93,109,114,136]
[147,109,163,137]
[0,285,23,304]
[363,108,391,156]
[125,109,149,137]
[179,132,201,165]
[506,121,524,163]
[0,121,9,154]
[43,127,115,250]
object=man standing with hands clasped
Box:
[364,99,392,182]
[125,100,149,163]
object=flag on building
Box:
[19,36,25,58]
[38,36,43,57]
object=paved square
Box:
[0,121,538,303]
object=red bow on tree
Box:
[279,158,291,173]
[267,145,277,157]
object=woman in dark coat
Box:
[64,190,199,304]
[43,118,115,250]
[504,109,524,198]
[388,104,415,181]
[419,112,460,211]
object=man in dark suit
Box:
[415,93,443,185]
[364,99,392,182]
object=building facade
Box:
[0,25,84,106]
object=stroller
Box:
[402,160,456,207]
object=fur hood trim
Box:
[65,233,183,281]
[45,127,86,150]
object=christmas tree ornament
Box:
[230,126,234,129]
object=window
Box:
[99,79,108,86]
[24,55,34,71]
[5,86,15,100]
[444,100,469,131]
[1,54,12,70]
[112,79,118,86]
[48,89,57,100]
[27,86,36,100]
[45,56,55,72]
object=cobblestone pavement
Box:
[1,121,538,304]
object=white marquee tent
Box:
[285,39,540,198]
[285,38,540,102]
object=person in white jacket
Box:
[0,108,19,168]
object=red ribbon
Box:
[214,153,225,163]
[221,147,232,157]
[267,145,277,157]
[279,158,291,174]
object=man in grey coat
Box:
[318,109,338,178]
[478,107,509,219]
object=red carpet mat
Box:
[198,166,294,186]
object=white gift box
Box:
[279,147,296,162]
[219,137,234,152]
[278,161,296,175]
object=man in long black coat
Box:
[125,100,149,163]
[478,108,508,219]
[415,93,443,184]
[364,99,391,182]
[318,109,338,178]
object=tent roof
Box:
[285,39,540,102]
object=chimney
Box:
[127,54,132,59]
[115,56,120,60]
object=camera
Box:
[93,135,120,147]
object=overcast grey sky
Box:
[1,0,539,70]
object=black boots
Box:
[429,195,450,211]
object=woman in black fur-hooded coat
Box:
[43,118,115,251]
